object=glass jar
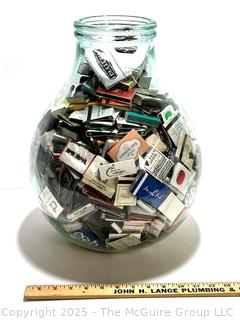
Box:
[30,15,201,253]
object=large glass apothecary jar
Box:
[30,16,201,252]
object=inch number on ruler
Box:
[24,282,240,301]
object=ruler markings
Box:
[24,282,240,301]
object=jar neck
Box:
[74,15,157,47]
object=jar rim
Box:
[74,15,157,30]
[74,15,157,40]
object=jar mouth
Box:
[74,15,157,41]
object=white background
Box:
[0,0,240,319]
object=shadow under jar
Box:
[30,15,201,253]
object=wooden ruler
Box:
[24,282,240,301]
